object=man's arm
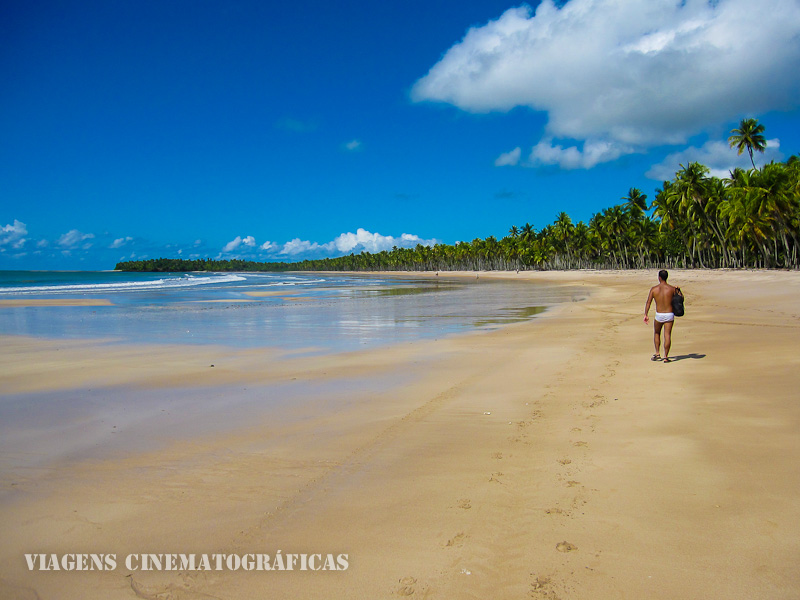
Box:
[644,288,654,323]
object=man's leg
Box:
[663,321,674,361]
[653,321,663,357]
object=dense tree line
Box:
[117,120,800,273]
[115,257,293,272]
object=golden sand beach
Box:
[1,270,799,599]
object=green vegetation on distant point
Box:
[115,258,294,272]
[117,119,800,273]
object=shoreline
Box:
[0,298,115,307]
[1,270,799,598]
[0,271,583,353]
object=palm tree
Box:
[729,118,767,169]
[520,223,535,242]
[670,162,717,266]
[622,188,648,220]
[552,212,574,267]
[571,222,591,267]
[749,162,797,266]
[704,176,733,267]
[720,180,774,267]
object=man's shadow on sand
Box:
[668,353,706,362]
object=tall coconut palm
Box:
[520,223,535,242]
[750,162,796,266]
[652,181,691,267]
[670,162,714,266]
[728,118,767,169]
[720,183,774,267]
[702,176,733,267]
[630,216,659,268]
[622,187,648,220]
[552,212,574,267]
[572,222,591,267]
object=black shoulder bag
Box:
[671,287,685,317]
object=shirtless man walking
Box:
[644,270,681,363]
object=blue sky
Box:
[2,0,800,269]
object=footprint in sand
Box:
[556,541,577,553]
[584,396,607,408]
[557,458,572,465]
[573,441,588,447]
[531,575,551,590]
[530,575,563,600]
[492,452,503,459]
[397,576,417,596]
[565,480,581,487]
[445,532,466,548]
[129,577,219,600]
[457,498,472,509]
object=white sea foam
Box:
[2,274,247,295]
[232,278,327,288]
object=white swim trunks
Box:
[655,311,675,323]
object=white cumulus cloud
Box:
[413,0,800,165]
[222,237,242,252]
[280,228,437,257]
[213,229,437,259]
[222,235,255,253]
[58,229,94,248]
[333,229,433,253]
[0,220,28,249]
[646,138,783,180]
[110,236,133,249]
[529,138,634,169]
[280,238,329,256]
[495,147,522,166]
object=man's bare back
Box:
[647,281,677,314]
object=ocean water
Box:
[0,270,583,352]
[0,271,587,473]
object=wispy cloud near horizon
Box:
[1,223,439,267]
[212,228,438,260]
[278,228,437,257]
[222,235,256,253]
[58,229,95,249]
